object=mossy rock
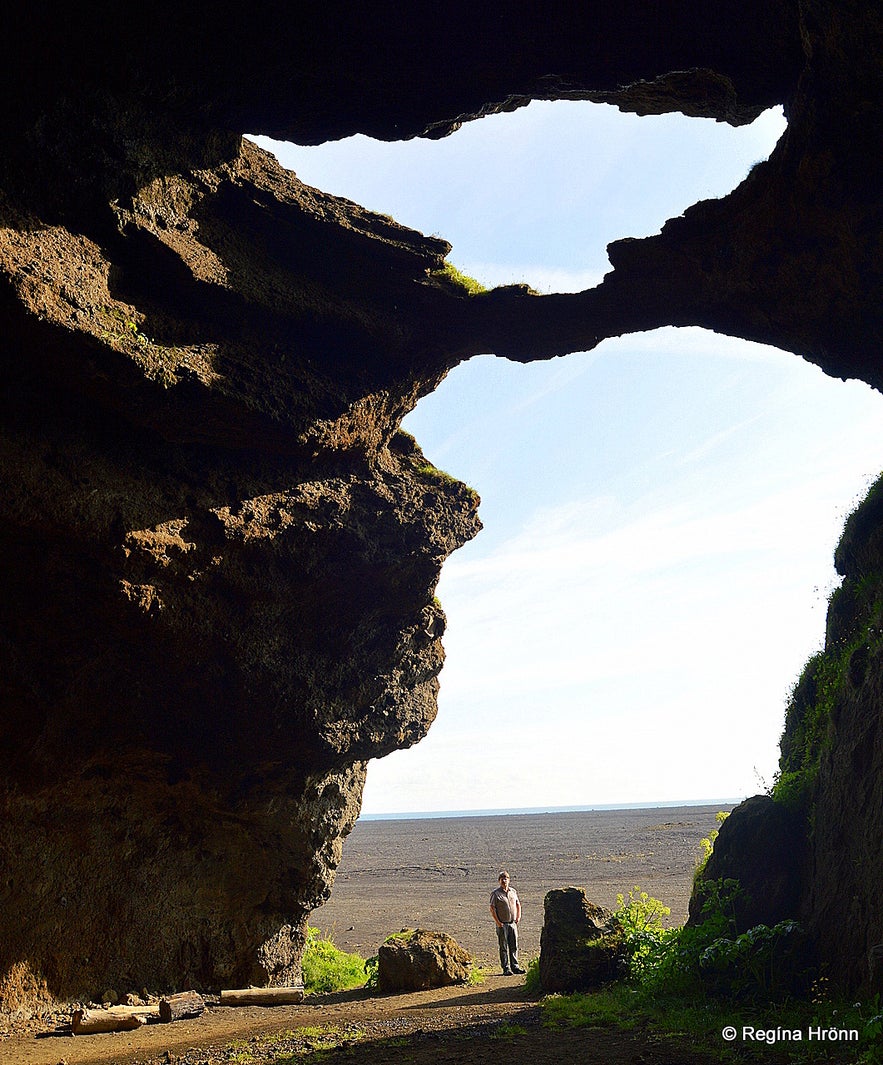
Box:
[376,929,473,992]
[538,888,623,993]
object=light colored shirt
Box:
[490,886,519,923]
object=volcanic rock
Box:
[539,888,622,992]
[689,796,804,932]
[376,929,473,992]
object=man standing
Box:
[490,870,525,975]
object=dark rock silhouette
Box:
[689,796,804,933]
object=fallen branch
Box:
[159,990,205,1022]
[219,986,304,1006]
[71,1004,158,1034]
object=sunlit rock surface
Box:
[0,0,880,1004]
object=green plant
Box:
[698,919,807,1000]
[97,305,185,388]
[412,461,479,503]
[541,985,641,1030]
[615,879,743,996]
[490,1021,528,1039]
[301,926,368,993]
[612,886,673,983]
[773,522,883,818]
[430,262,488,296]
[695,811,730,876]
[524,955,541,993]
[614,886,671,934]
[99,306,152,347]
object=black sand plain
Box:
[1,804,738,1065]
[314,803,736,968]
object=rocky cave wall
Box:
[0,0,881,1007]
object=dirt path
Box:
[1,977,718,1065]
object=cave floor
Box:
[1,977,725,1065]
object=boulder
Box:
[539,888,623,993]
[376,929,473,992]
[689,795,804,932]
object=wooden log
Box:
[159,990,205,1022]
[71,1004,157,1034]
[219,986,304,1007]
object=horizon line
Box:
[359,796,746,822]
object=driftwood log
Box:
[71,1004,158,1034]
[219,986,304,1006]
[159,990,205,1022]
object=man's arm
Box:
[515,896,522,923]
[490,903,502,927]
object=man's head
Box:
[498,871,510,887]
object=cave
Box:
[1,0,881,1010]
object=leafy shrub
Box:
[694,810,730,877]
[364,953,379,989]
[697,919,808,1000]
[612,887,673,982]
[301,927,368,993]
[612,879,743,996]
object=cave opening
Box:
[254,100,883,818]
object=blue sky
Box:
[253,102,883,814]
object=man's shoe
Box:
[512,966,526,974]
[502,968,512,975]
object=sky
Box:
[253,101,883,815]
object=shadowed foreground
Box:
[2,980,721,1065]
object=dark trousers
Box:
[496,921,519,971]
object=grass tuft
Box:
[302,927,369,993]
[429,262,488,296]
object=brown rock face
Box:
[0,141,482,1000]
[0,0,880,1005]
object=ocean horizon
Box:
[359,797,744,822]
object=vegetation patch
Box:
[302,926,369,993]
[490,1020,529,1039]
[774,580,883,816]
[429,262,488,296]
[695,811,730,877]
[774,473,883,817]
[411,461,479,505]
[226,1023,365,1062]
[532,884,883,1062]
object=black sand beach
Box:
[313,803,735,967]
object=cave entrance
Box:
[255,102,883,817]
